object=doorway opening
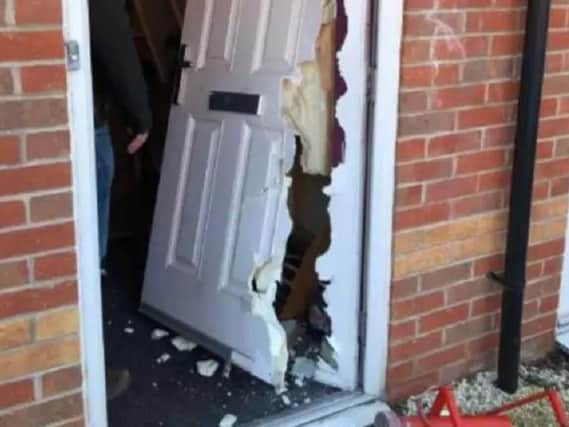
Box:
[100,0,355,425]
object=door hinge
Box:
[65,41,81,72]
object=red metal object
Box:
[400,386,569,427]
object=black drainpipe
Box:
[488,0,551,394]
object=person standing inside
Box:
[89,0,152,399]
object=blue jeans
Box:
[95,126,114,261]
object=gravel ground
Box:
[397,351,569,426]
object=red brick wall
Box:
[388,0,569,400]
[0,0,83,424]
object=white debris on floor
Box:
[124,327,134,334]
[171,336,197,352]
[151,329,169,340]
[218,414,237,427]
[400,354,569,427]
[156,353,171,364]
[197,359,219,377]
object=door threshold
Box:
[244,392,388,427]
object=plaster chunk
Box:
[219,414,237,427]
[151,329,169,340]
[197,359,219,377]
[171,336,197,352]
[156,353,171,364]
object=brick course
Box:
[389,0,569,400]
[0,0,82,424]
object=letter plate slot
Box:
[209,92,262,115]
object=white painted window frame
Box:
[61,0,404,425]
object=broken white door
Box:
[142,0,323,387]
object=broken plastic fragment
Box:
[294,377,306,388]
[253,257,283,294]
[291,357,317,380]
[281,395,291,406]
[156,353,171,364]
[319,338,339,370]
[197,360,219,377]
[124,327,134,334]
[308,304,332,337]
[151,329,169,340]
[171,336,197,352]
[219,414,237,427]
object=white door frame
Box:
[62,0,403,424]
[362,0,404,397]
[61,0,108,424]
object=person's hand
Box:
[127,132,149,155]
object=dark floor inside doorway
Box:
[103,240,340,427]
